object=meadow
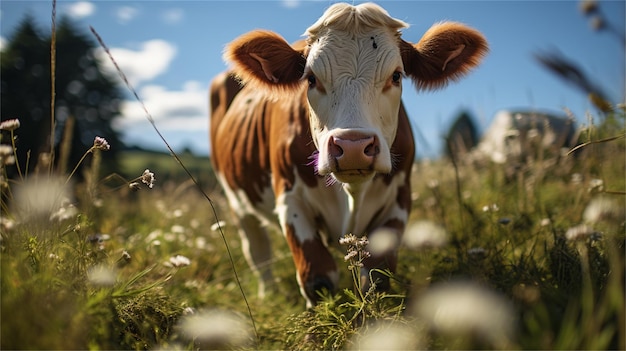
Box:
[1,0,624,346]
[1,103,624,350]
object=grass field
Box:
[1,106,624,350]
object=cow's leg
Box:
[284,226,338,308]
[236,214,274,299]
[278,197,338,308]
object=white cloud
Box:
[95,39,177,87]
[116,6,139,24]
[66,1,95,19]
[0,36,6,52]
[281,0,300,8]
[161,8,184,25]
[115,80,208,132]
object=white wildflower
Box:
[367,229,398,256]
[403,220,448,250]
[583,196,625,224]
[49,200,78,222]
[588,178,604,193]
[168,254,191,267]
[412,280,515,347]
[565,224,596,241]
[339,233,358,246]
[427,179,440,189]
[0,217,15,231]
[171,225,185,234]
[12,176,69,222]
[344,250,358,261]
[210,220,226,231]
[482,203,500,212]
[571,173,583,185]
[0,144,13,157]
[178,309,252,348]
[87,265,117,286]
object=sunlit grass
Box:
[1,106,624,349]
[1,0,624,346]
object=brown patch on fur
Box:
[284,223,337,292]
[270,88,319,195]
[400,21,488,91]
[392,103,414,211]
[383,101,415,188]
[210,75,273,204]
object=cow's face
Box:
[304,16,407,183]
[224,2,488,184]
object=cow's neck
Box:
[342,181,371,235]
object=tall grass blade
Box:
[88,26,259,343]
[49,0,56,175]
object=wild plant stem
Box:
[89,25,259,345]
[10,130,23,181]
[49,0,56,175]
[64,147,94,187]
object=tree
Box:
[445,110,479,160]
[1,15,123,178]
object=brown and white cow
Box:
[210,2,487,307]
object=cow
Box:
[210,2,488,307]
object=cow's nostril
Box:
[364,143,379,157]
[329,140,343,158]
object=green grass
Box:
[1,107,624,350]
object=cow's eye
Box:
[391,71,402,85]
[307,75,317,89]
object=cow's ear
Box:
[224,30,307,92]
[401,22,488,90]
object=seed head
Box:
[141,169,155,188]
[579,0,599,15]
[93,136,110,151]
[0,145,15,165]
[0,119,20,131]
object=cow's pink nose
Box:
[329,135,379,170]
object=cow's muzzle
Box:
[328,132,379,182]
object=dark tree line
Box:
[1,15,123,178]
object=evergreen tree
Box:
[1,15,123,177]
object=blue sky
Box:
[1,1,624,158]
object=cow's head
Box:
[224,2,487,184]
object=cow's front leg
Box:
[278,196,338,308]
